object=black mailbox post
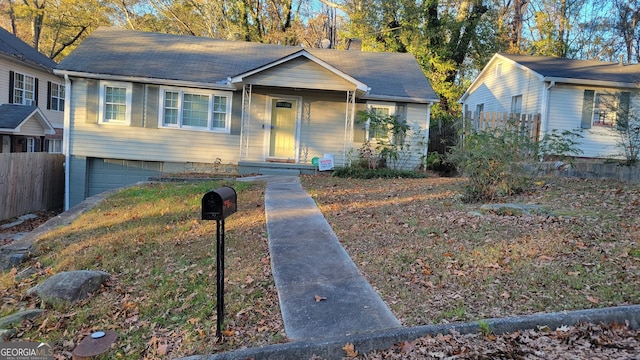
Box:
[201,186,237,339]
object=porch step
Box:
[259,168,301,176]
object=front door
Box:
[269,99,297,161]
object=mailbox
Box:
[202,186,237,221]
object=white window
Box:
[159,87,231,132]
[593,92,617,127]
[26,138,35,152]
[50,83,65,111]
[495,63,503,78]
[366,102,395,140]
[46,139,62,153]
[511,95,522,114]
[98,81,132,125]
[13,72,35,105]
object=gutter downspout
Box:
[540,80,556,140]
[63,74,71,211]
[425,102,432,162]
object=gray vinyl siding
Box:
[242,88,357,166]
[68,78,241,164]
[547,85,626,159]
[67,155,88,207]
[463,59,543,114]
[246,57,356,91]
[300,91,351,165]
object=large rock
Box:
[27,270,110,304]
[0,309,44,328]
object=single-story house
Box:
[55,27,438,209]
[459,52,640,159]
[0,27,65,152]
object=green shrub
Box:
[447,122,583,202]
[332,166,428,179]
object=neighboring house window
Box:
[581,90,631,129]
[476,103,484,114]
[160,87,231,132]
[98,81,132,125]
[48,82,65,111]
[511,95,522,114]
[26,138,35,152]
[366,102,395,141]
[495,63,503,78]
[46,139,62,153]
[12,72,36,106]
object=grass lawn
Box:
[1,175,639,359]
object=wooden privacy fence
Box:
[0,153,65,221]
[465,112,541,141]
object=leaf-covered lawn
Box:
[301,175,640,326]
[1,175,639,359]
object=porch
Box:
[238,161,320,176]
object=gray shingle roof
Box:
[500,52,640,84]
[56,27,438,103]
[0,27,57,70]
[0,104,39,129]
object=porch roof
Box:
[56,27,439,104]
[0,104,55,135]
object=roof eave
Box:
[54,70,236,91]
[362,94,439,104]
[544,76,640,89]
[0,53,56,74]
[459,53,545,103]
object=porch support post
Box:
[343,90,356,167]
[239,84,252,161]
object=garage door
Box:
[87,158,162,197]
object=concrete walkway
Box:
[257,176,400,340]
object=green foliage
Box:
[354,109,428,171]
[478,320,493,337]
[447,127,534,202]
[615,106,640,166]
[448,121,586,202]
[331,166,428,179]
[536,129,584,161]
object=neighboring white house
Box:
[459,52,640,159]
[0,27,64,153]
[54,28,439,209]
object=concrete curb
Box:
[177,305,640,360]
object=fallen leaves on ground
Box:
[352,322,640,359]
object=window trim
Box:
[365,101,396,141]
[46,138,62,153]
[13,72,36,106]
[592,91,617,127]
[49,82,65,112]
[158,86,232,133]
[98,81,132,125]
[511,95,522,114]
